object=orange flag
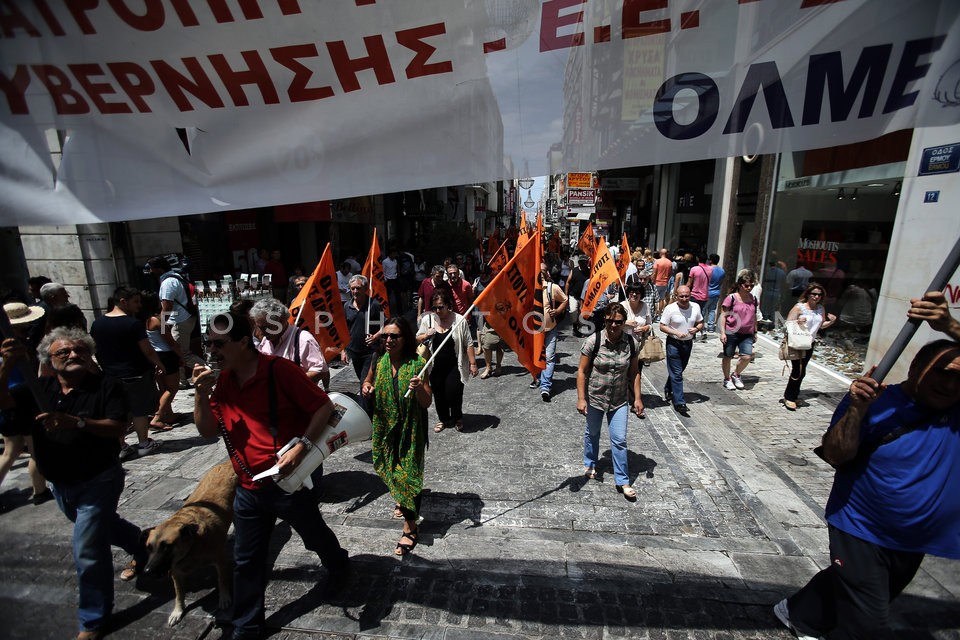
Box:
[615,232,632,280]
[473,235,545,378]
[487,238,509,273]
[578,222,596,262]
[361,228,391,318]
[580,236,620,318]
[515,221,530,255]
[288,243,349,360]
[486,229,500,257]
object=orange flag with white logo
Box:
[487,238,509,273]
[615,232,632,280]
[289,243,350,360]
[580,236,620,318]
[361,228,391,318]
[578,222,596,262]
[515,220,530,255]
[473,235,545,378]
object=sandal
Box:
[584,468,597,480]
[479,368,491,379]
[617,485,638,501]
[393,504,404,519]
[119,558,138,581]
[455,420,464,432]
[637,410,646,419]
[394,529,419,556]
[434,422,446,433]
[149,421,174,432]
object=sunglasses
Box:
[605,319,625,326]
[382,333,403,341]
[51,345,90,359]
[432,305,447,311]
[808,292,823,297]
[204,338,230,349]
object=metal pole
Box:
[872,234,960,383]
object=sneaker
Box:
[541,391,551,403]
[731,373,745,389]
[724,378,737,391]
[136,438,163,457]
[674,403,689,416]
[31,488,54,505]
[773,598,821,640]
[528,378,540,389]
[119,443,137,462]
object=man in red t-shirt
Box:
[652,248,674,316]
[417,265,450,321]
[445,264,474,315]
[193,311,350,638]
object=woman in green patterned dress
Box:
[361,316,432,555]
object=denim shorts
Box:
[723,332,754,357]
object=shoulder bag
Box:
[638,331,665,363]
[416,315,432,360]
[785,319,813,350]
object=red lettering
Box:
[208,50,279,106]
[0,1,41,37]
[32,64,90,114]
[69,63,132,113]
[270,44,334,102]
[35,0,66,35]
[0,65,30,114]
[150,58,225,111]
[108,0,165,31]
[326,35,395,93]
[540,0,585,53]
[107,62,155,112]
[622,0,670,40]
[945,284,960,305]
[396,23,453,79]
[168,0,200,26]
[65,0,99,35]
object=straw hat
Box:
[4,302,46,325]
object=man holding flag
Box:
[530,261,568,402]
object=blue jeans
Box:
[232,483,348,638]
[51,464,142,633]
[539,327,560,394]
[706,294,720,332]
[583,404,630,486]
[664,338,693,405]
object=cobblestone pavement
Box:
[1,328,958,639]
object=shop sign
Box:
[601,177,640,191]
[797,236,840,267]
[784,178,811,190]
[568,173,593,188]
[918,144,960,176]
[568,188,595,205]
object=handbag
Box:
[416,315,432,360]
[638,332,665,363]
[778,335,805,361]
[785,319,813,350]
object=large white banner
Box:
[1,0,958,225]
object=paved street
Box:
[1,328,958,639]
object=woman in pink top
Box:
[717,271,758,391]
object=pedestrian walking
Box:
[139,291,184,429]
[774,291,960,640]
[623,273,653,396]
[781,283,837,410]
[706,253,725,334]
[687,254,712,342]
[342,274,383,415]
[250,298,330,390]
[565,254,590,336]
[531,262,568,402]
[1,328,148,640]
[416,289,477,433]
[659,285,703,416]
[361,317,431,556]
[192,311,351,639]
[576,303,643,500]
[89,286,165,458]
[718,271,759,391]
[146,256,204,386]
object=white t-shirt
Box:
[624,300,652,337]
[158,272,191,325]
[660,302,703,341]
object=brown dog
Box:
[144,460,238,626]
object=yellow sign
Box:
[567,173,593,188]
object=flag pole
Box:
[404,306,475,398]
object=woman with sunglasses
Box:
[361,316,432,555]
[416,288,478,433]
[781,282,837,410]
[718,271,759,391]
[576,303,644,500]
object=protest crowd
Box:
[1,218,958,640]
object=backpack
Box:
[169,272,199,318]
[587,329,636,366]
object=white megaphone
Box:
[252,392,372,493]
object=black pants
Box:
[787,525,924,639]
[430,362,464,425]
[347,348,375,415]
[783,347,814,401]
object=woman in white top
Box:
[622,275,652,418]
[782,282,837,410]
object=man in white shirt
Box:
[658,285,703,416]
[382,247,401,314]
[249,298,330,390]
[147,256,204,385]
[337,262,353,305]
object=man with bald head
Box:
[775,291,960,640]
[658,285,703,416]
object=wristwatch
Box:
[298,436,314,451]
[76,416,86,430]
